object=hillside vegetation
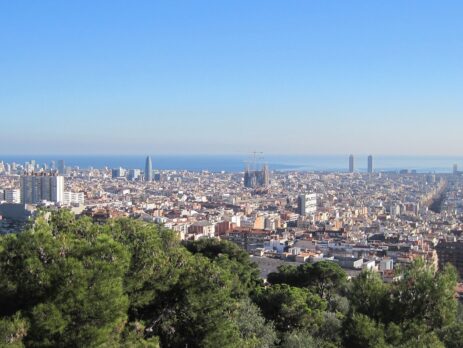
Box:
[0,211,462,347]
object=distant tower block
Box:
[349,154,354,173]
[453,163,458,175]
[145,156,153,182]
[368,155,373,173]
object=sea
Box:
[0,155,462,173]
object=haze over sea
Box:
[0,155,461,174]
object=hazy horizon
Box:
[2,152,463,158]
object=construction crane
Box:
[244,151,264,171]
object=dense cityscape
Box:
[3,1,463,346]
[2,155,463,284]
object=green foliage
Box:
[105,218,187,317]
[150,254,241,347]
[267,261,347,303]
[0,312,28,347]
[309,261,347,301]
[438,322,463,348]
[343,313,388,348]
[0,213,131,347]
[349,270,390,321]
[391,260,458,328]
[183,238,261,296]
[228,299,278,347]
[398,322,445,348]
[0,212,461,347]
[267,264,300,286]
[316,312,343,345]
[253,284,326,333]
[280,330,318,348]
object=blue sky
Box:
[1,1,463,155]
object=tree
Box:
[253,284,326,333]
[438,322,463,348]
[308,261,347,302]
[266,261,347,304]
[229,299,278,348]
[2,212,461,347]
[391,259,458,328]
[0,214,130,347]
[349,270,390,321]
[104,219,187,318]
[398,322,445,348]
[0,313,28,348]
[343,313,388,348]
[184,238,261,296]
[280,330,318,348]
[145,254,242,347]
[267,264,300,287]
[316,312,343,346]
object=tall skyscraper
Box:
[349,154,354,173]
[20,173,64,204]
[453,164,458,175]
[367,155,373,173]
[262,164,270,187]
[145,156,153,182]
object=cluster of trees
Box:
[265,259,462,347]
[0,210,462,347]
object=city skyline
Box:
[2,153,463,174]
[2,2,463,346]
[2,1,463,155]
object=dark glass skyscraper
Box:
[349,154,354,173]
[367,155,373,173]
[145,156,152,182]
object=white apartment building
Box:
[298,193,317,216]
[63,191,85,205]
[4,189,21,203]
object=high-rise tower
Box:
[145,156,153,182]
[349,154,354,173]
[367,155,373,173]
[20,173,64,204]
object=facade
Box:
[298,193,317,216]
[349,154,354,173]
[4,189,21,203]
[20,173,64,204]
[128,169,141,181]
[244,164,270,188]
[188,221,215,238]
[63,191,85,205]
[112,167,126,179]
[367,155,373,173]
[145,156,153,182]
[436,240,463,278]
[227,229,268,252]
